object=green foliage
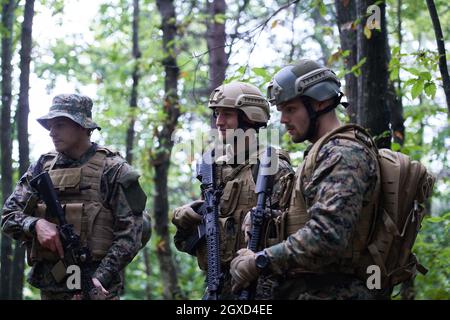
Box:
[413,212,450,299]
[389,48,440,100]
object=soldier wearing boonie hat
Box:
[1,93,150,300]
[37,93,101,131]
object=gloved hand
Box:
[230,248,259,293]
[241,208,284,244]
[172,200,204,230]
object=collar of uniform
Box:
[303,143,314,158]
[54,143,98,168]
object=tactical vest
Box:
[197,148,291,269]
[283,126,381,274]
[215,159,258,266]
[29,148,116,264]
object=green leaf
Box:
[391,142,402,151]
[419,71,432,81]
[411,80,424,99]
[319,1,326,16]
[424,82,437,98]
[364,25,372,39]
[391,46,400,56]
[252,67,269,78]
[427,216,445,223]
[214,13,226,24]
[404,67,421,76]
[403,79,416,87]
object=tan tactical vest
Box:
[215,159,258,265]
[197,148,290,269]
[29,148,115,264]
[283,125,381,274]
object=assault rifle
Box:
[239,146,277,300]
[196,150,224,300]
[30,171,105,300]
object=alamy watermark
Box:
[171,127,281,174]
[66,265,81,290]
[366,265,381,290]
[366,5,381,30]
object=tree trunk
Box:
[0,0,16,300]
[11,0,35,300]
[380,0,405,147]
[155,0,182,300]
[126,0,141,164]
[388,0,405,146]
[206,0,226,128]
[288,1,299,62]
[426,0,450,114]
[335,0,358,123]
[356,0,391,148]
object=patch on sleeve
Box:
[118,170,147,214]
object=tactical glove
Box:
[230,248,259,293]
[172,200,203,230]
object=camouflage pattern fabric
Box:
[37,93,101,130]
[265,138,386,299]
[1,143,145,299]
[40,290,120,300]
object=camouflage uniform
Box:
[1,94,147,300]
[174,146,294,299]
[264,138,386,299]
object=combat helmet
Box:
[208,81,270,128]
[267,59,346,139]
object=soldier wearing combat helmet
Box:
[1,93,150,300]
[230,60,390,299]
[172,81,294,299]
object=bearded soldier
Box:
[230,60,391,299]
[1,94,148,300]
[172,82,294,299]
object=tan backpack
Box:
[303,124,436,288]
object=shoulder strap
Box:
[38,151,59,172]
[303,124,377,181]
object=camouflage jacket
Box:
[265,138,383,299]
[1,143,146,295]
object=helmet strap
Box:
[303,93,343,141]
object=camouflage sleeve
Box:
[1,163,42,242]
[265,139,378,274]
[269,156,294,209]
[93,159,147,287]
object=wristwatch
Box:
[255,250,270,272]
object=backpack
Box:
[303,124,436,288]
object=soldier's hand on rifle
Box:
[242,208,284,244]
[172,200,204,230]
[230,248,259,293]
[35,219,64,258]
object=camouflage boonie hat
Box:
[37,93,101,131]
